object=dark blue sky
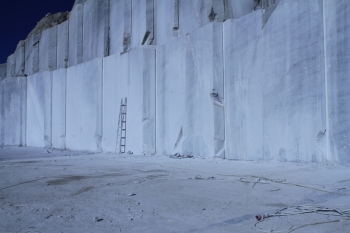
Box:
[0,0,75,64]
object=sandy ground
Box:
[1,146,350,233]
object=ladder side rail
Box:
[124,98,127,152]
[115,98,123,153]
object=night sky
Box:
[0,0,75,64]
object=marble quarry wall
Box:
[156,22,224,158]
[66,59,103,151]
[26,72,52,148]
[324,0,350,164]
[0,64,6,79]
[225,1,326,162]
[1,77,26,146]
[7,0,260,76]
[103,48,156,154]
[1,0,350,164]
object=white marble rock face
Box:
[154,0,174,46]
[142,48,156,154]
[183,27,213,157]
[324,0,350,164]
[156,35,186,156]
[102,47,155,154]
[24,33,41,76]
[123,0,132,51]
[0,77,26,146]
[1,0,350,164]
[0,81,2,145]
[0,63,6,79]
[6,54,16,77]
[124,49,148,154]
[262,0,326,163]
[178,0,212,37]
[102,53,127,153]
[224,0,255,19]
[131,0,147,47]
[109,0,125,54]
[39,27,57,72]
[57,21,69,69]
[52,68,67,149]
[68,3,84,67]
[14,41,25,76]
[83,0,109,62]
[224,10,264,161]
[183,23,225,158]
[156,22,224,157]
[224,0,327,162]
[211,23,225,158]
[26,72,52,148]
[66,58,103,151]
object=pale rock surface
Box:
[102,53,127,153]
[129,0,156,47]
[1,0,350,165]
[154,0,174,46]
[0,63,6,79]
[0,81,1,144]
[39,26,57,72]
[6,54,15,77]
[156,35,186,156]
[156,22,224,157]
[182,23,225,158]
[66,58,103,151]
[224,0,255,19]
[154,0,255,46]
[0,77,26,146]
[131,0,149,47]
[109,0,125,54]
[224,10,264,161]
[224,0,327,162]
[26,72,52,148]
[142,48,157,154]
[57,21,69,69]
[14,41,25,76]
[83,0,109,62]
[102,47,156,154]
[260,0,281,9]
[24,33,41,75]
[178,0,212,37]
[324,0,350,164]
[73,0,88,8]
[262,0,326,163]
[123,0,132,52]
[68,4,83,67]
[52,69,67,149]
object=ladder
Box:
[116,98,127,153]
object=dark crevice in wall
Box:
[173,0,180,36]
[208,7,217,22]
[142,31,151,45]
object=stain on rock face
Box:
[279,148,287,162]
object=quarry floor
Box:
[0,147,350,233]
